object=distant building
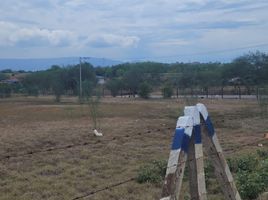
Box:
[0,77,20,84]
[228,77,242,85]
[96,76,106,85]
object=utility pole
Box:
[79,57,82,100]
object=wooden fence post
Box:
[161,116,193,200]
[160,104,241,200]
[197,103,241,200]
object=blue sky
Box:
[0,0,268,63]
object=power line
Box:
[123,43,268,62]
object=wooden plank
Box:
[197,103,241,200]
[188,126,207,200]
[161,116,193,200]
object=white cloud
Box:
[152,39,190,46]
[0,0,268,61]
[88,34,140,48]
[0,21,78,47]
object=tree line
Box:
[0,51,268,100]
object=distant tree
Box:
[0,73,8,81]
[138,82,152,99]
[106,78,122,97]
[162,84,173,98]
[123,68,144,96]
[1,69,13,73]
[82,80,94,100]
[0,83,12,98]
[95,67,107,76]
[196,70,221,98]
[28,86,39,97]
[50,69,65,102]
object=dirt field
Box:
[0,96,267,200]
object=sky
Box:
[0,0,268,63]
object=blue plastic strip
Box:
[181,134,190,153]
[171,128,184,150]
[205,116,215,137]
[194,124,202,144]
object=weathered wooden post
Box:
[184,106,207,200]
[197,103,241,200]
[161,116,193,200]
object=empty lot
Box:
[0,96,267,200]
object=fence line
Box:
[68,138,266,199]
[0,139,109,162]
[0,126,266,199]
[71,177,136,200]
[0,126,263,163]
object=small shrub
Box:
[258,159,268,187]
[136,160,167,184]
[88,89,102,130]
[227,154,258,173]
[257,88,268,117]
[162,84,173,98]
[138,82,152,99]
[0,83,12,98]
[237,171,265,199]
[257,149,268,159]
[228,152,268,199]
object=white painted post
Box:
[161,116,193,200]
[161,104,240,200]
[184,106,207,200]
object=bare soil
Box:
[0,96,267,200]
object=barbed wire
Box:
[165,137,266,170]
[71,177,136,200]
[0,122,262,161]
[68,137,266,200]
[0,127,170,162]
[0,139,109,162]
[0,124,266,199]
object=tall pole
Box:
[79,57,82,100]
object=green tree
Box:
[0,73,8,81]
[0,83,12,98]
[162,84,173,98]
[82,80,94,100]
[123,68,144,96]
[106,78,122,97]
[138,82,152,99]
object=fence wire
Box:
[0,125,266,199]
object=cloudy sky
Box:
[0,0,268,62]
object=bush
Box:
[228,153,268,199]
[237,171,265,199]
[227,154,258,173]
[136,160,166,184]
[82,80,94,100]
[138,82,152,99]
[25,86,39,97]
[162,84,173,98]
[106,79,121,97]
[257,88,268,117]
[257,149,268,159]
[0,83,12,98]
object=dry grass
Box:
[0,96,267,200]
